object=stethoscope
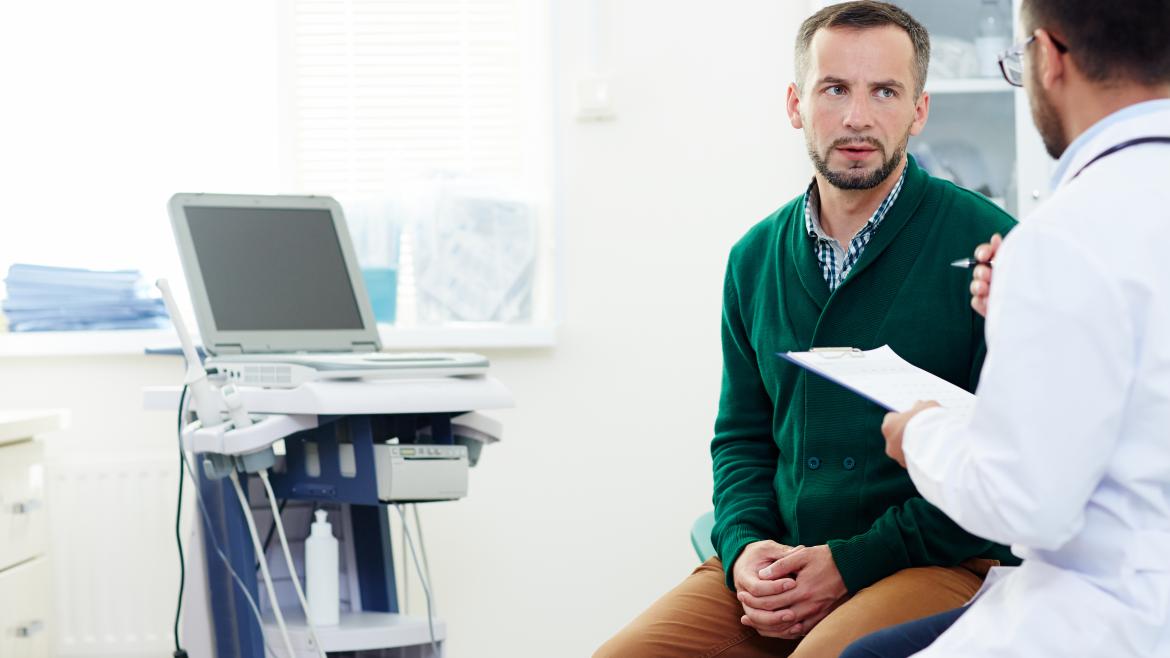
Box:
[1072,136,1170,179]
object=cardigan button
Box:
[843,457,856,470]
[807,456,821,470]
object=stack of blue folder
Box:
[2,264,169,332]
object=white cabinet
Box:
[810,0,1055,218]
[0,557,52,658]
[0,410,65,658]
[0,439,48,572]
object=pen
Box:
[950,257,993,269]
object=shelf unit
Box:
[926,78,1013,95]
[265,611,446,656]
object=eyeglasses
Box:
[997,32,1070,87]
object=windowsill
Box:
[0,323,557,358]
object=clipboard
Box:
[778,345,975,417]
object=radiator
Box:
[49,453,180,657]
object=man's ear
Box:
[1034,28,1066,92]
[909,91,931,137]
[786,82,804,129]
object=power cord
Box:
[180,449,281,658]
[173,385,188,658]
[259,469,328,658]
[256,498,288,571]
[229,471,297,658]
[175,383,281,658]
[395,504,438,651]
[411,504,434,609]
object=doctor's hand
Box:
[737,545,847,639]
[881,400,941,468]
[970,233,1002,317]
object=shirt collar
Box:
[804,182,827,240]
[804,165,907,241]
[1050,99,1170,190]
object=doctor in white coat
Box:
[866,0,1170,656]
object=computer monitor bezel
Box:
[168,192,382,355]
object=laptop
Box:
[167,193,488,388]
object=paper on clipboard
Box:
[779,345,975,419]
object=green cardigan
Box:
[711,156,1019,592]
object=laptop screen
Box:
[184,205,365,331]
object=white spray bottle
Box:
[305,509,340,626]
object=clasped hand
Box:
[732,541,847,639]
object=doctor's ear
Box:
[1034,29,1068,91]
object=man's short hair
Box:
[794,1,931,98]
[1023,0,1170,86]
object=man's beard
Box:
[807,133,907,191]
[1029,80,1068,159]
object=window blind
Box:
[281,0,552,325]
[284,0,530,195]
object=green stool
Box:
[690,510,716,562]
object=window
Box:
[0,0,554,345]
[279,0,555,327]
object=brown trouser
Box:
[594,557,992,658]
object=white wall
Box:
[0,1,814,656]
[0,0,279,283]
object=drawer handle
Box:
[11,499,42,515]
[16,619,44,637]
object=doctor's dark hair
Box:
[1022,0,1170,85]
[794,1,931,98]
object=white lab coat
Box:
[902,103,1170,657]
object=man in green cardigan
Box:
[595,2,1017,657]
